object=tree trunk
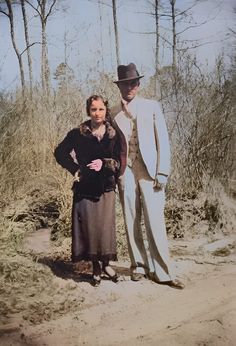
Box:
[5,0,26,99]
[170,0,177,68]
[98,0,104,72]
[154,0,160,97]
[155,0,160,74]
[112,0,120,67]
[21,0,33,97]
[41,18,51,95]
[39,0,50,96]
[25,0,57,96]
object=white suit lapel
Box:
[115,111,133,145]
[136,98,158,179]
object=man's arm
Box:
[153,101,171,185]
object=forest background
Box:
[0,0,235,330]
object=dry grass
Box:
[0,64,235,327]
[0,211,86,326]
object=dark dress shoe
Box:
[92,275,101,287]
[102,265,119,283]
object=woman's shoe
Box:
[92,261,102,286]
[92,274,101,286]
[102,265,118,283]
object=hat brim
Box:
[113,75,144,84]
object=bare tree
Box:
[143,1,215,70]
[21,0,33,97]
[98,0,105,72]
[170,0,176,67]
[165,0,215,68]
[0,0,26,98]
[145,0,161,97]
[25,0,57,96]
[112,0,120,67]
[154,0,160,73]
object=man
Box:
[111,63,184,289]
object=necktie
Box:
[121,99,133,119]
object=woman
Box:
[54,95,121,285]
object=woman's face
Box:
[89,99,106,126]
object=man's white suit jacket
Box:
[112,96,171,180]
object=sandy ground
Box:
[0,230,236,346]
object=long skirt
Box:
[71,191,117,262]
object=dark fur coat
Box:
[54,120,122,201]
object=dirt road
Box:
[1,232,236,346]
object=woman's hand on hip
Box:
[87,159,103,171]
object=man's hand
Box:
[153,175,167,191]
[87,159,103,172]
[153,180,165,191]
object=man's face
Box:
[117,79,140,102]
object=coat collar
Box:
[79,120,116,139]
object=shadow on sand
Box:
[38,257,131,285]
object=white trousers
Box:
[118,159,173,282]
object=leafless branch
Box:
[86,0,112,8]
[124,28,173,47]
[176,3,198,18]
[0,9,9,17]
[45,0,57,21]
[228,28,236,35]
[176,20,208,35]
[20,41,41,56]
[25,0,41,17]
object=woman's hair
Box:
[86,95,111,120]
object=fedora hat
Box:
[114,63,144,83]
